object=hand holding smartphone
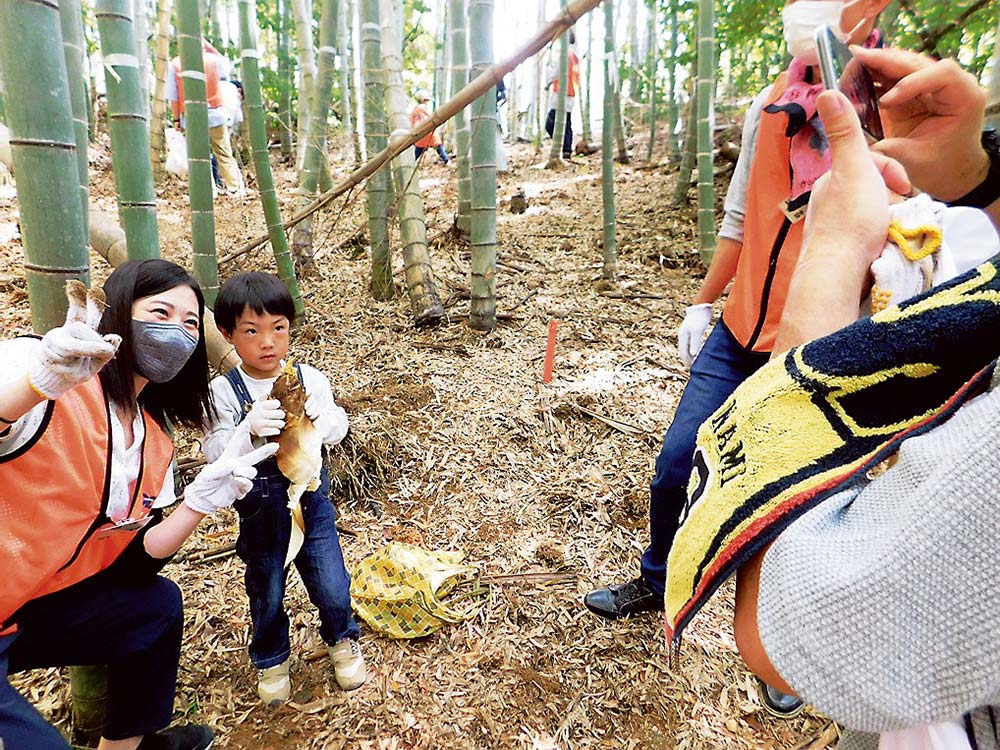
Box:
[814,25,884,142]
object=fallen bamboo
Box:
[228,0,606,259]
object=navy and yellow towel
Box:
[665,257,1000,648]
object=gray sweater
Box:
[757,378,1000,748]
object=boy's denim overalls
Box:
[225,367,360,669]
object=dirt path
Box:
[1,137,837,749]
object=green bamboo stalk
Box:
[449,0,471,238]
[134,0,151,120]
[532,0,544,146]
[150,0,174,181]
[239,0,303,316]
[695,0,715,264]
[644,0,656,162]
[601,0,617,282]
[626,0,638,101]
[277,0,293,158]
[69,664,109,746]
[468,0,495,330]
[176,0,219,303]
[291,0,338,264]
[361,0,395,299]
[581,11,593,143]
[59,0,90,240]
[0,0,90,333]
[666,0,679,161]
[671,66,696,206]
[291,0,316,171]
[97,0,161,260]
[612,71,629,163]
[381,0,444,325]
[337,0,356,162]
[546,21,568,168]
[347,0,365,162]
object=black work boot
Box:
[136,724,214,750]
[584,577,664,619]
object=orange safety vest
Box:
[553,50,581,98]
[170,54,224,121]
[721,72,808,353]
[0,376,174,630]
[411,104,442,149]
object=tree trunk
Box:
[150,0,173,181]
[0,0,91,332]
[449,0,471,238]
[97,0,161,260]
[239,0,304,316]
[468,0,496,330]
[291,0,316,171]
[695,0,715,264]
[176,0,220,304]
[644,0,656,162]
[59,0,90,240]
[581,11,593,143]
[381,0,444,325]
[277,0,294,158]
[134,0,151,121]
[601,0,617,282]
[291,0,338,264]
[360,0,395,299]
[666,0,679,161]
[546,21,569,168]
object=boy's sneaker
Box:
[136,724,214,750]
[257,660,291,706]
[329,638,367,691]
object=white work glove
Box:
[304,394,331,433]
[183,421,279,515]
[27,282,121,399]
[246,398,285,438]
[677,303,713,368]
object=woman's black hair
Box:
[214,272,297,333]
[98,259,215,430]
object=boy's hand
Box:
[246,398,285,438]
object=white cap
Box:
[415,89,432,102]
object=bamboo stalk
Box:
[338,0,357,163]
[97,0,161,260]
[134,0,151,120]
[291,0,316,171]
[176,0,220,304]
[232,0,607,257]
[239,0,304,317]
[69,664,108,746]
[360,0,395,299]
[600,0,617,282]
[671,63,696,207]
[666,0,679,161]
[0,0,91,333]
[644,0,656,162]
[276,0,294,158]
[59,0,90,241]
[546,19,569,168]
[381,0,444,325]
[695,0,715,264]
[581,11,593,143]
[468,0,496,330]
[449,0,471,238]
[150,0,174,181]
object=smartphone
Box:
[814,25,884,142]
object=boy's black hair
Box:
[98,259,215,430]
[214,272,297,333]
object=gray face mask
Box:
[131,320,198,383]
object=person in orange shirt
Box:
[544,29,580,159]
[411,90,450,164]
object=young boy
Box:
[203,272,365,705]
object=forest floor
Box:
[2,127,839,750]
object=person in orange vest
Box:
[0,260,276,750]
[411,90,450,164]
[544,29,580,159]
[166,41,245,194]
[584,0,890,715]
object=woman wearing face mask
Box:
[0,259,277,750]
[584,0,890,717]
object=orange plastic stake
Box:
[543,319,558,383]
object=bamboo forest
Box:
[0,0,999,746]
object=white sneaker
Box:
[328,639,367,691]
[257,660,291,706]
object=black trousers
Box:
[545,108,573,156]
[1,569,183,747]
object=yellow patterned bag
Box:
[350,542,485,639]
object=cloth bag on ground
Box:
[164,127,188,177]
[350,542,484,639]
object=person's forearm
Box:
[143,503,205,559]
[0,374,46,424]
[693,236,742,304]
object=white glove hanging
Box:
[27,281,121,400]
[184,420,279,515]
[677,303,713,368]
[246,398,285,438]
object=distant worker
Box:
[411,90,450,165]
[544,29,580,159]
[166,41,245,194]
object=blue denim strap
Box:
[223,367,254,425]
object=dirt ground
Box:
[1,129,840,749]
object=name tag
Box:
[780,198,808,224]
[95,516,152,539]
